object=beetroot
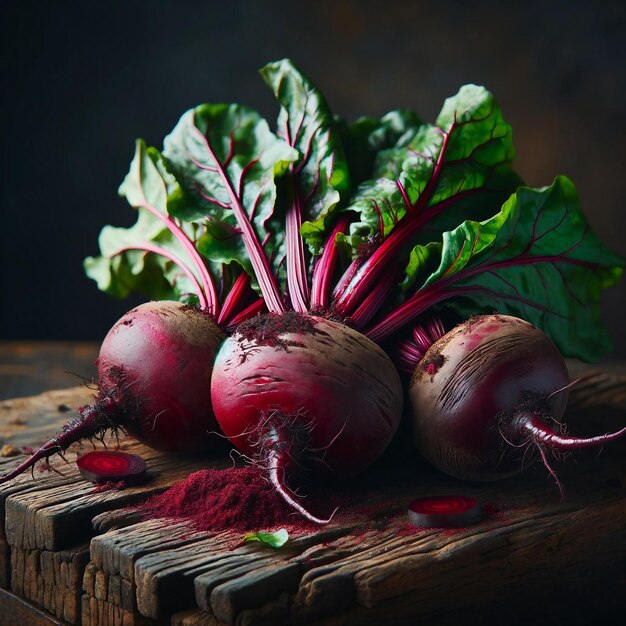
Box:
[408,314,626,492]
[96,301,224,451]
[76,450,147,484]
[0,301,225,485]
[211,312,403,523]
[407,495,483,528]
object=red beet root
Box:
[77,450,147,484]
[0,301,225,485]
[211,312,404,523]
[409,314,626,494]
[408,495,482,528]
[96,300,224,452]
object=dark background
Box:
[2,0,625,356]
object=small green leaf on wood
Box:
[243,528,289,548]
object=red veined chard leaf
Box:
[334,84,521,328]
[84,140,219,312]
[162,104,298,313]
[260,58,350,311]
[368,176,624,361]
[84,210,206,306]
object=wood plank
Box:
[0,586,64,626]
[10,543,89,624]
[89,515,360,622]
[0,365,625,625]
[209,562,302,625]
[288,473,626,624]
[82,561,145,623]
[0,386,96,588]
[0,386,96,448]
[136,439,625,624]
[355,499,626,608]
[0,383,227,623]
[81,593,153,626]
[4,441,225,552]
[90,519,213,583]
[133,534,248,619]
[171,609,225,626]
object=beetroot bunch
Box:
[3,59,624,520]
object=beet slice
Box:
[76,450,147,484]
[407,495,482,528]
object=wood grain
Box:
[0,364,625,625]
[10,543,89,623]
[0,586,65,626]
[0,386,95,589]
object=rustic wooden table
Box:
[0,342,625,625]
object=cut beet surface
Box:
[76,450,147,484]
[407,495,482,528]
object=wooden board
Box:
[0,385,227,623]
[0,342,99,401]
[0,386,97,590]
[1,366,626,625]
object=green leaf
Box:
[342,84,520,254]
[119,139,168,212]
[85,142,213,305]
[84,209,209,305]
[406,176,624,360]
[243,528,289,549]
[338,109,422,186]
[261,58,350,254]
[162,103,298,294]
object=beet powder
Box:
[136,466,325,532]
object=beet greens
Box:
[84,59,623,363]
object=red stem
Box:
[333,129,452,320]
[218,271,252,326]
[192,122,285,314]
[311,216,349,310]
[139,201,218,316]
[396,317,447,373]
[334,192,477,329]
[225,298,266,331]
[286,190,310,312]
[333,211,426,316]
[523,415,626,450]
[115,244,208,311]
[366,283,452,343]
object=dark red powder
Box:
[135,465,393,534]
[483,501,509,521]
[236,311,317,349]
[136,466,330,533]
[91,480,125,494]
